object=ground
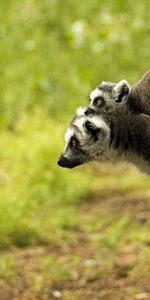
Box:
[1,190,150,300]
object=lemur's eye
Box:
[70,137,78,149]
[72,139,77,148]
[94,96,105,107]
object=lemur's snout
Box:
[57,155,73,168]
[85,107,94,115]
[58,154,84,169]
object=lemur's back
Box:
[135,69,150,97]
[106,112,150,173]
[109,113,150,157]
[128,69,150,114]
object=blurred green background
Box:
[0,1,150,299]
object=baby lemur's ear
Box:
[114,80,131,103]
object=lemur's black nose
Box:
[85,107,94,115]
[57,155,72,168]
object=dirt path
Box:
[1,193,150,300]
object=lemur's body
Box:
[128,69,150,114]
[107,112,150,173]
[88,69,150,116]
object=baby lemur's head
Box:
[85,80,131,115]
[57,107,110,169]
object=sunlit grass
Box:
[0,108,95,248]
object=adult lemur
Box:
[58,106,150,173]
[58,69,150,173]
[86,69,150,115]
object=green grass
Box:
[0,0,150,247]
[0,108,95,248]
[0,255,17,279]
[0,0,150,128]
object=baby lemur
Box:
[86,69,150,116]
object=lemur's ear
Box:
[84,120,101,140]
[114,80,130,103]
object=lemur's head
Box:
[57,108,110,168]
[85,80,131,115]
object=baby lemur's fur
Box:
[87,69,150,115]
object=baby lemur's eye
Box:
[94,96,105,107]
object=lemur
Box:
[86,69,150,116]
[57,107,150,173]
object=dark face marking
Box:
[93,96,105,108]
[69,135,85,155]
[84,120,101,141]
[69,135,79,149]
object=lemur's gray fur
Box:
[57,69,150,172]
[87,69,150,116]
[57,107,150,173]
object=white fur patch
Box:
[65,128,74,143]
[74,116,85,132]
[90,88,102,101]
[101,81,107,85]
[89,115,110,134]
[76,107,86,116]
